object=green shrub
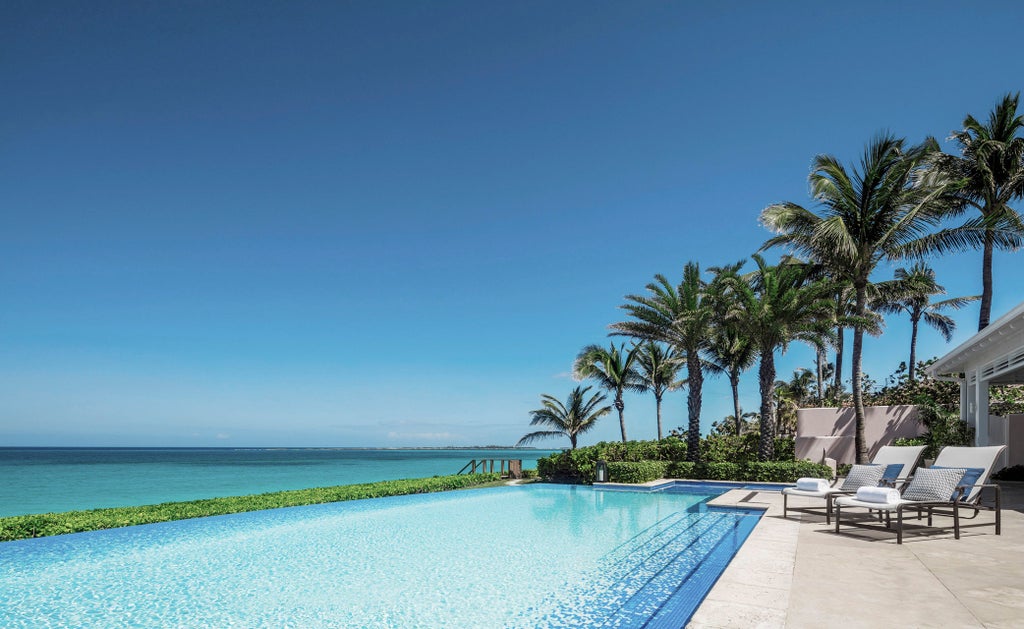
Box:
[700,434,796,463]
[535,434,812,483]
[537,449,595,481]
[536,438,687,483]
[893,437,927,448]
[0,473,501,542]
[773,437,796,461]
[606,461,669,483]
[521,468,539,479]
[701,434,759,462]
[665,460,830,482]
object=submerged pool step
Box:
[607,512,761,629]
[527,509,761,629]
[599,512,693,565]
[596,512,759,629]
[595,512,725,591]
[590,513,732,622]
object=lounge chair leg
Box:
[834,502,841,534]
[953,501,960,540]
[897,507,903,544]
[826,495,831,524]
[995,485,1002,536]
[783,493,788,519]
[885,511,891,529]
[927,507,933,527]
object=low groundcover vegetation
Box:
[0,473,500,542]
[538,436,831,484]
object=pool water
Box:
[0,484,761,628]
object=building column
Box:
[974,370,990,447]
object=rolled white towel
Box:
[796,478,830,492]
[855,486,901,504]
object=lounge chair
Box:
[833,445,1006,544]
[782,445,925,523]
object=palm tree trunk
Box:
[655,393,663,440]
[979,231,994,331]
[758,349,776,461]
[730,372,742,436]
[852,283,868,464]
[570,434,577,450]
[815,348,825,405]
[615,395,627,443]
[908,316,919,383]
[686,354,703,462]
[833,325,844,394]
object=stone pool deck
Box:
[687,481,1024,629]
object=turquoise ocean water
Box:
[0,448,557,517]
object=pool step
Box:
[525,510,760,628]
[589,513,732,623]
[601,511,761,628]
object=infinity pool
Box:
[0,484,761,628]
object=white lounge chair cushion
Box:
[839,464,886,491]
[902,467,966,502]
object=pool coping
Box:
[688,486,797,628]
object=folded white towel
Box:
[855,486,901,504]
[796,478,830,492]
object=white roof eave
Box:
[926,300,1024,377]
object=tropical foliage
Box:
[611,263,715,461]
[925,93,1024,330]
[632,341,684,439]
[535,436,821,484]
[871,263,978,381]
[517,93,1020,466]
[706,261,757,436]
[719,255,836,459]
[516,385,611,450]
[572,343,641,443]
[761,134,957,463]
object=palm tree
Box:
[711,411,758,436]
[761,134,955,463]
[611,262,716,461]
[516,386,611,450]
[723,255,835,460]
[633,341,684,440]
[830,282,855,395]
[775,368,815,437]
[872,263,979,381]
[707,261,757,436]
[573,342,642,443]
[927,94,1024,330]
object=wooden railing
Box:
[457,458,523,479]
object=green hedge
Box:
[606,461,669,484]
[537,436,800,483]
[666,460,831,483]
[0,473,501,542]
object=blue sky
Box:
[3,1,1024,447]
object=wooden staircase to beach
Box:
[457,458,523,479]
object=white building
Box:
[926,301,1024,470]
